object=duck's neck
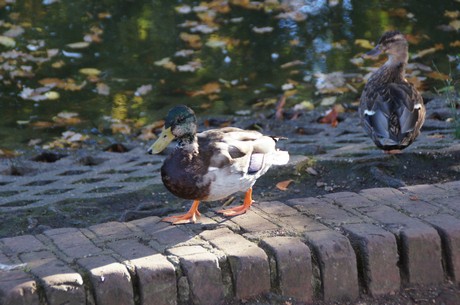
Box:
[383,47,408,76]
[177,134,199,153]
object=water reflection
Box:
[0,0,458,150]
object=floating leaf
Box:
[0,35,16,47]
[412,44,444,59]
[154,57,176,71]
[66,41,90,49]
[445,10,460,19]
[44,91,60,100]
[176,5,192,14]
[354,39,374,49]
[190,24,218,34]
[135,84,153,96]
[449,19,460,31]
[79,68,101,76]
[51,60,66,68]
[252,26,274,34]
[177,61,202,72]
[96,82,110,96]
[190,82,221,96]
[179,32,202,49]
[426,71,451,81]
[388,8,408,18]
[3,26,25,38]
[276,179,293,191]
[175,49,195,57]
[281,60,305,69]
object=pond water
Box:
[0,0,459,151]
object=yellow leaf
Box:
[276,179,293,191]
[79,68,101,76]
[450,40,460,47]
[444,10,460,19]
[449,19,460,31]
[354,39,374,49]
[426,71,451,81]
[179,32,202,49]
[51,60,65,68]
[154,57,176,71]
[0,35,16,47]
[412,44,444,59]
[66,41,90,49]
[44,91,60,100]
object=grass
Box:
[433,63,460,138]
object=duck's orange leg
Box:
[217,188,254,217]
[162,200,201,224]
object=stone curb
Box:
[1,180,460,305]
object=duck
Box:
[147,105,289,224]
[359,30,426,152]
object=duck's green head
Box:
[148,105,197,154]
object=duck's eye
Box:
[177,116,185,124]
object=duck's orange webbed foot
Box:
[162,200,201,224]
[217,188,254,217]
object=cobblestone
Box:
[1,182,460,304]
[1,87,460,305]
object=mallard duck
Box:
[359,30,426,152]
[147,105,289,224]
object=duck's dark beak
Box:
[363,45,382,58]
[147,126,174,154]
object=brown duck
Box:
[148,105,289,224]
[359,30,426,151]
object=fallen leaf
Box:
[388,8,408,18]
[409,195,419,201]
[66,41,90,49]
[319,106,339,127]
[44,91,60,100]
[0,148,19,158]
[0,35,16,47]
[96,82,110,96]
[449,19,460,31]
[79,68,101,76]
[174,49,195,57]
[411,44,444,59]
[52,60,66,68]
[190,24,218,34]
[98,12,112,19]
[175,5,192,14]
[177,61,202,72]
[320,96,337,106]
[179,32,202,48]
[252,26,274,34]
[190,82,221,96]
[426,71,451,81]
[135,84,153,96]
[276,179,293,191]
[444,10,460,19]
[31,121,55,128]
[450,40,460,47]
[154,57,177,71]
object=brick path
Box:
[1,180,459,305]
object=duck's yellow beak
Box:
[148,127,175,154]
